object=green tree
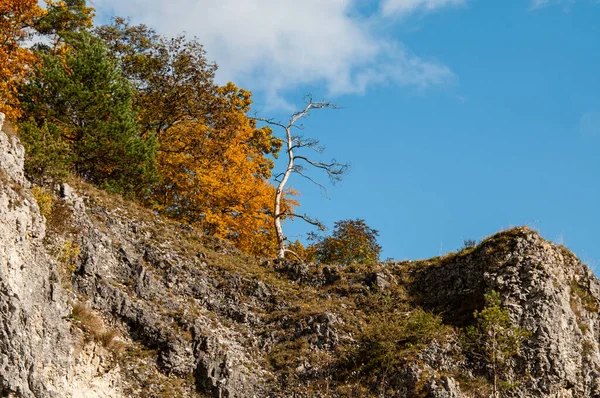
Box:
[464,291,530,397]
[345,292,450,396]
[95,18,218,139]
[310,219,381,266]
[19,31,157,196]
[19,119,70,184]
[35,0,94,42]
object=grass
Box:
[0,168,25,208]
[70,303,125,353]
[571,280,599,314]
[1,119,17,137]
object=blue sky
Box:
[94,0,600,268]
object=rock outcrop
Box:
[1,112,600,397]
[0,116,121,397]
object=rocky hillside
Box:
[1,112,600,397]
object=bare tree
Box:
[254,97,348,259]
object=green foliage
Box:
[463,239,477,248]
[463,291,530,397]
[18,119,70,185]
[346,306,449,395]
[570,280,598,313]
[95,17,218,139]
[35,0,94,39]
[310,219,382,266]
[19,31,157,197]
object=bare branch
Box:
[290,136,324,153]
[250,116,287,130]
[259,96,344,259]
[289,213,325,230]
[293,168,328,196]
[294,156,349,184]
[283,248,304,261]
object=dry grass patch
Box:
[71,303,125,353]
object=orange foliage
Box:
[0,0,43,119]
[0,0,93,119]
[150,83,288,256]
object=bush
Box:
[32,185,54,218]
[343,307,450,395]
[311,219,381,266]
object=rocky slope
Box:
[1,112,600,397]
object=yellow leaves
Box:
[0,0,44,119]
[148,84,288,256]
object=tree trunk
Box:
[274,126,294,259]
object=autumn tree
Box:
[95,18,219,139]
[97,20,285,255]
[254,99,348,259]
[0,0,43,119]
[151,84,284,255]
[0,0,93,119]
[18,31,157,195]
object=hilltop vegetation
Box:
[3,0,299,257]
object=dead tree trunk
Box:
[254,98,348,259]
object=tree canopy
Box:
[1,4,346,258]
[0,0,43,119]
[310,219,382,266]
[97,19,286,255]
[18,31,157,195]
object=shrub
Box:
[343,307,450,395]
[31,185,54,218]
[463,239,477,249]
[311,219,382,266]
[54,239,80,288]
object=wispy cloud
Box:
[92,0,457,107]
[529,0,598,10]
[530,0,550,8]
[380,0,466,18]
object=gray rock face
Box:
[0,122,72,397]
[400,228,600,397]
[1,112,600,397]
[0,116,122,397]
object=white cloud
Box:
[92,0,456,106]
[380,0,465,18]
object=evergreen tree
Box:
[19,31,157,196]
[19,119,70,185]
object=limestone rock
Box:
[2,112,600,397]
